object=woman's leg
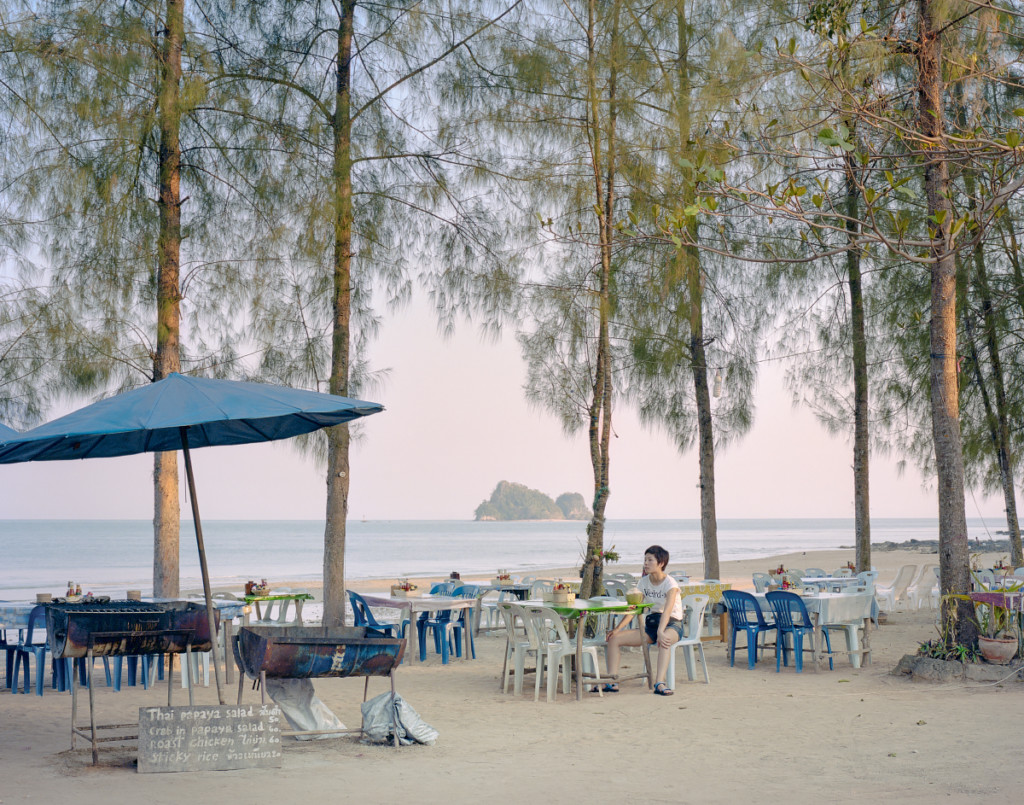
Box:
[655,632,680,685]
[605,628,644,677]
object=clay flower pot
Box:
[978,635,1018,665]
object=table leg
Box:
[224,619,233,685]
[408,603,420,662]
[575,613,584,701]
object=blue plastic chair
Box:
[348,591,409,638]
[11,605,52,695]
[765,591,832,672]
[2,621,20,689]
[417,584,474,663]
[723,590,776,670]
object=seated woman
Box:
[600,544,683,696]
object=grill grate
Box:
[46,601,167,615]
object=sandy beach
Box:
[2,547,1022,804]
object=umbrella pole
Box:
[180,427,225,705]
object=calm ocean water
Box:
[0,517,1002,599]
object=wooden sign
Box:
[138,704,283,773]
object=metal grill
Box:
[45,600,216,659]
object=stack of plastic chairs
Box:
[497,602,537,695]
[874,564,917,611]
[906,565,939,609]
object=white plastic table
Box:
[754,591,874,670]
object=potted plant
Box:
[975,599,1019,665]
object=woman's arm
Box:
[658,587,680,634]
[606,611,634,638]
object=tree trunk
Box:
[691,311,718,580]
[153,0,184,598]
[845,154,871,573]
[579,0,619,600]
[918,0,975,646]
[323,2,356,628]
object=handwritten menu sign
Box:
[138,704,283,773]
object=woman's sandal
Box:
[591,683,619,693]
[653,682,674,696]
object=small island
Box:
[474,481,592,521]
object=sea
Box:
[0,516,1005,601]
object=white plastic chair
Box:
[602,579,627,598]
[529,580,555,600]
[907,564,939,609]
[523,605,603,702]
[805,568,827,577]
[752,573,771,593]
[669,571,690,584]
[497,602,536,695]
[1014,568,1024,578]
[875,564,916,611]
[855,571,878,591]
[833,567,853,578]
[666,594,711,690]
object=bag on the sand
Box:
[360,691,438,746]
[264,677,347,740]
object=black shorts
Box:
[645,613,684,643]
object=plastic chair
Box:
[417,587,477,663]
[907,565,938,609]
[1015,568,1024,578]
[765,591,832,673]
[2,624,20,689]
[602,579,627,598]
[11,605,53,695]
[497,602,537,695]
[874,564,916,611]
[722,590,776,670]
[668,571,690,584]
[752,573,771,593]
[666,594,711,689]
[972,569,996,590]
[856,570,878,591]
[833,568,853,578]
[523,605,602,702]
[805,568,827,578]
[348,591,409,638]
[529,580,555,599]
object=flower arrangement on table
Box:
[495,569,512,582]
[245,579,270,596]
[845,561,856,571]
[551,580,576,605]
[769,564,786,577]
[993,557,1012,572]
[391,579,418,598]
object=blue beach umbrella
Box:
[0,421,18,440]
[0,372,384,702]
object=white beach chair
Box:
[874,565,916,611]
[906,564,939,609]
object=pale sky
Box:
[0,295,1013,523]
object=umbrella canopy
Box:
[0,372,384,703]
[0,421,18,440]
[0,372,382,463]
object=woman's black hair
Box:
[645,544,670,570]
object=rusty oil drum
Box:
[234,625,405,679]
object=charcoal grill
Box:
[45,600,219,764]
[234,625,405,745]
